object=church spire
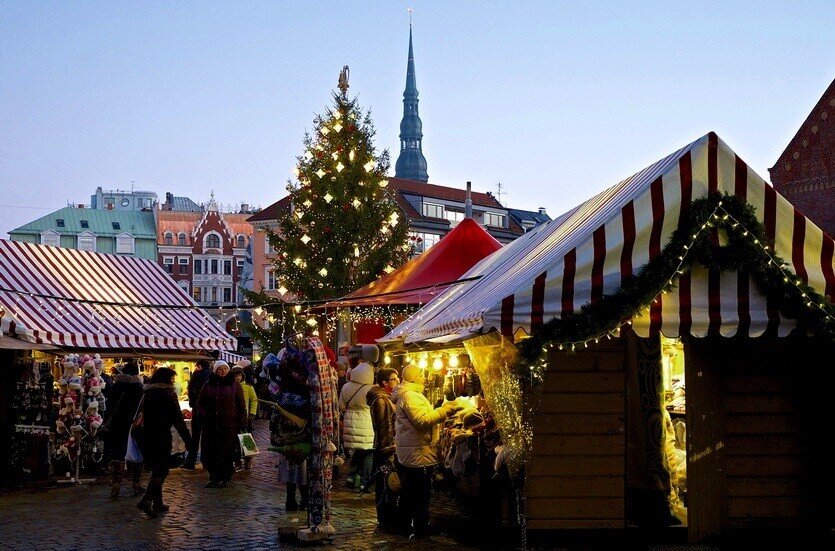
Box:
[395,23,428,182]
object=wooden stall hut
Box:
[382,133,835,544]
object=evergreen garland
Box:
[518,192,835,378]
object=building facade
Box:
[155,197,253,328]
[90,187,158,211]
[8,206,157,260]
[769,78,835,238]
[246,197,291,297]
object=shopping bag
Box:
[125,434,144,463]
[129,397,145,449]
[238,432,259,457]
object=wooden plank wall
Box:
[525,341,627,530]
[698,336,834,533]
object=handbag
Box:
[238,432,260,457]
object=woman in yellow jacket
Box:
[231,365,259,469]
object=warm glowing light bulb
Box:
[432,357,443,371]
[418,357,428,370]
[384,355,391,365]
[448,355,459,368]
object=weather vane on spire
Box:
[408,7,414,26]
[337,65,350,98]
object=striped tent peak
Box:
[0,240,235,350]
[383,132,835,344]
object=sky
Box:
[2,1,834,238]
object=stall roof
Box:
[384,132,835,344]
[0,240,235,351]
[323,218,502,309]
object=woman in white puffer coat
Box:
[338,345,376,488]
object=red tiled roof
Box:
[389,178,504,208]
[247,197,291,223]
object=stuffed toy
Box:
[86,401,102,436]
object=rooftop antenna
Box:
[131,180,135,193]
[496,181,505,205]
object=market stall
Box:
[382,133,835,543]
[322,217,502,343]
[0,239,235,481]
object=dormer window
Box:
[205,233,221,249]
[178,233,187,246]
[77,232,96,252]
[164,232,173,245]
[422,202,444,219]
[116,233,135,254]
[112,222,121,230]
[40,230,60,247]
[80,220,89,229]
[56,219,65,228]
[236,235,245,248]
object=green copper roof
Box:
[9,207,156,238]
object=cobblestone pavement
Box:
[0,421,513,551]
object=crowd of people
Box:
[101,346,467,538]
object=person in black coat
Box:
[136,367,191,518]
[196,360,246,488]
[182,359,211,469]
[106,360,145,498]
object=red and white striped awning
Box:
[0,240,236,351]
[384,133,835,344]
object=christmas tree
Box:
[245,67,410,349]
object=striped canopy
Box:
[0,240,235,351]
[384,133,835,344]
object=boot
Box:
[285,483,299,511]
[130,462,144,496]
[110,461,124,498]
[298,484,309,510]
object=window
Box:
[194,260,202,275]
[484,212,505,227]
[178,257,189,274]
[193,287,202,303]
[445,210,464,224]
[409,232,441,254]
[223,260,232,275]
[236,259,244,276]
[210,287,218,303]
[164,232,173,245]
[265,235,275,254]
[236,235,245,248]
[116,234,135,254]
[210,259,219,274]
[77,233,96,252]
[205,234,221,249]
[112,222,121,230]
[40,231,60,247]
[178,233,186,246]
[265,268,277,290]
[56,219,65,228]
[80,220,89,229]
[163,257,174,274]
[178,280,189,294]
[223,288,232,303]
[422,202,444,219]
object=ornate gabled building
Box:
[394,25,428,182]
[769,78,835,238]
[155,196,253,331]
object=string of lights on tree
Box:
[241,69,412,353]
[517,193,835,383]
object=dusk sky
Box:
[2,2,833,238]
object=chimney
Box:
[465,181,473,219]
[240,203,250,214]
[538,207,547,216]
[165,192,174,205]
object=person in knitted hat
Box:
[196,359,246,488]
[392,362,465,539]
[106,360,144,498]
